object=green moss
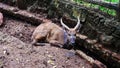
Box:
[72,8,80,17]
[105,0,119,3]
[73,0,118,16]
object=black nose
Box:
[69,43,75,47]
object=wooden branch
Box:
[0,3,44,25]
[76,50,94,63]
[76,50,107,68]
[83,0,119,11]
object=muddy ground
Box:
[0,17,92,68]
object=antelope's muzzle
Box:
[69,35,76,45]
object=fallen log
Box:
[76,34,120,68]
[76,50,107,68]
[0,3,45,25]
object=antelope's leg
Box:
[49,40,63,48]
[32,39,48,46]
[31,39,37,45]
[35,43,50,46]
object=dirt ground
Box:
[0,17,92,68]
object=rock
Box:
[3,50,10,55]
[0,12,3,26]
[100,34,113,45]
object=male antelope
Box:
[0,12,3,26]
[60,16,81,46]
[32,17,81,48]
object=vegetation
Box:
[105,0,119,3]
[73,0,119,16]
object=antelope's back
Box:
[48,23,65,45]
[32,22,51,39]
[32,22,65,45]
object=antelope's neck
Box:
[63,30,68,44]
